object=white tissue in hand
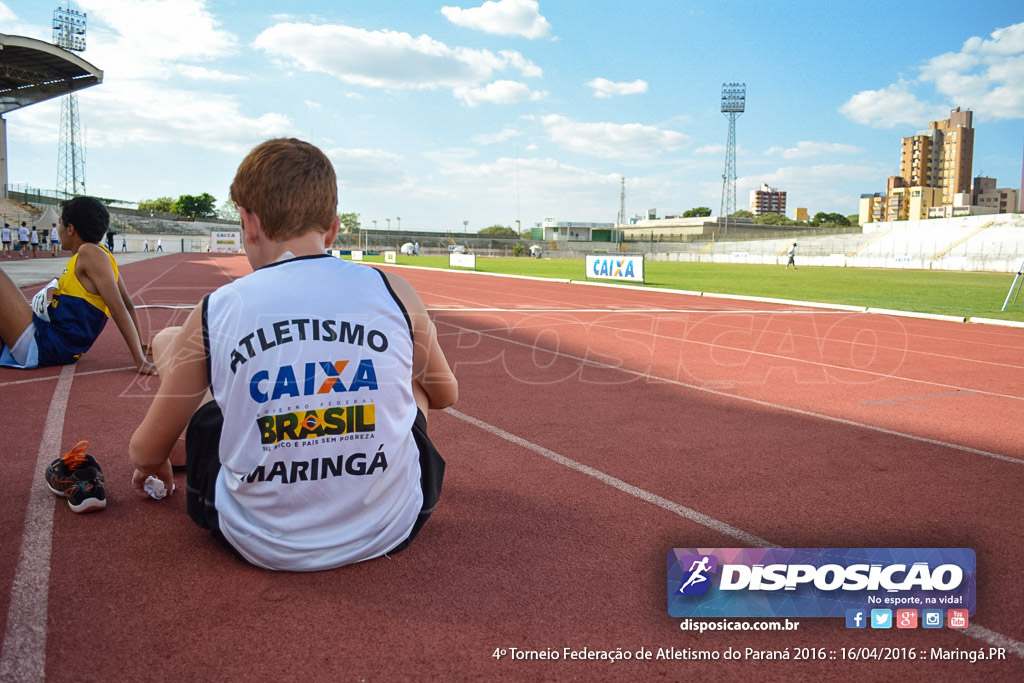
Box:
[143,476,173,500]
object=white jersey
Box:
[203,255,421,571]
[1,227,10,242]
[18,226,29,241]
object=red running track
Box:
[1,253,1022,681]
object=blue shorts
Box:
[0,323,40,368]
[0,316,83,369]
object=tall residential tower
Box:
[898,107,974,206]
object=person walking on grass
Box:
[129,138,457,571]
[786,242,798,270]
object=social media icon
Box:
[846,609,867,629]
[922,609,943,629]
[870,609,892,629]
[896,609,918,629]
[948,609,969,629]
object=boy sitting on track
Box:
[0,197,156,374]
[129,137,458,571]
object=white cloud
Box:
[841,21,1024,127]
[80,0,238,66]
[585,78,648,98]
[472,127,522,144]
[253,22,541,92]
[179,66,247,82]
[5,1,287,158]
[741,163,889,214]
[326,147,417,193]
[539,115,689,159]
[839,81,949,128]
[766,141,864,159]
[694,144,724,155]
[441,0,551,39]
[454,80,546,106]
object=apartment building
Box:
[749,183,786,216]
[899,107,974,206]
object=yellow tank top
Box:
[57,245,120,316]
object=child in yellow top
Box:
[0,197,155,374]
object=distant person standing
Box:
[1,223,11,257]
[106,230,116,252]
[156,238,163,252]
[18,222,30,258]
[121,235,128,252]
[786,242,798,270]
[143,239,150,252]
[50,223,61,256]
[29,226,40,257]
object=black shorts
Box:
[184,401,445,559]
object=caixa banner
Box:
[667,548,975,618]
[585,255,644,283]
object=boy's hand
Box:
[131,459,174,499]
[137,359,158,375]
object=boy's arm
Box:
[129,304,209,493]
[382,271,458,409]
[76,244,156,374]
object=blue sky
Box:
[2,0,1023,232]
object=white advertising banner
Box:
[351,250,363,261]
[449,252,477,269]
[211,231,241,253]
[384,251,397,263]
[585,254,644,283]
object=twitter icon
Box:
[870,609,893,629]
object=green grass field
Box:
[351,254,1024,322]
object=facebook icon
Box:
[846,609,867,629]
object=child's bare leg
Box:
[0,269,34,349]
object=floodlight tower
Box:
[617,176,626,225]
[53,5,88,198]
[719,82,745,235]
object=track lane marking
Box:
[443,407,1024,659]
[0,364,75,681]
[437,318,1024,411]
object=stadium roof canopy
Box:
[0,33,103,114]
[0,33,102,198]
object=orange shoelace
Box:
[61,440,90,470]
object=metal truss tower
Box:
[719,83,745,234]
[617,176,626,225]
[53,5,88,198]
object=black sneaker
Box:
[45,440,107,513]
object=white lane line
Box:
[0,364,75,682]
[428,307,844,314]
[445,407,771,549]
[441,321,1024,463]
[0,366,136,389]
[443,407,1024,659]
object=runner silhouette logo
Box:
[677,554,718,595]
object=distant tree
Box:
[729,210,754,218]
[339,212,360,232]
[139,197,175,213]
[682,206,712,218]
[811,211,850,227]
[217,200,240,222]
[172,193,217,219]
[478,225,518,236]
[754,212,787,225]
[846,214,860,226]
